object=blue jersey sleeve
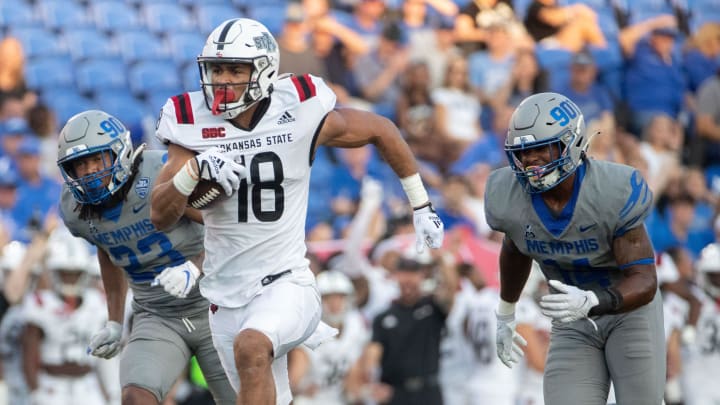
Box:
[614,170,653,237]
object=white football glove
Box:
[540,280,599,323]
[87,321,122,359]
[413,205,444,253]
[496,312,527,368]
[194,147,248,196]
[151,260,201,298]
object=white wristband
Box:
[172,161,199,197]
[400,173,429,208]
[497,298,516,316]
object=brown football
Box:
[187,180,228,210]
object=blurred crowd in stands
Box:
[0,0,719,404]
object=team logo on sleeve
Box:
[135,177,150,199]
[525,224,536,239]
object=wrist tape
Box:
[588,287,623,316]
[400,173,429,209]
[172,160,199,197]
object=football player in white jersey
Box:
[289,270,370,404]
[682,243,720,404]
[21,230,108,405]
[150,18,444,405]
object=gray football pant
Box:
[544,290,665,405]
[120,309,236,404]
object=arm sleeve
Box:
[307,74,337,114]
[614,169,653,237]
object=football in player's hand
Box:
[187,180,229,210]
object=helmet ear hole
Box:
[575,137,584,148]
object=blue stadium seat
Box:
[179,0,228,5]
[146,91,176,112]
[91,1,140,33]
[247,5,288,35]
[63,28,120,61]
[114,30,170,63]
[195,4,243,35]
[141,3,196,34]
[127,60,182,97]
[181,63,200,92]
[689,0,720,32]
[94,90,149,128]
[165,31,204,64]
[10,27,67,59]
[41,90,97,124]
[25,56,75,90]
[76,59,128,93]
[0,2,37,28]
[39,1,91,31]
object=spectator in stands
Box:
[350,255,457,405]
[495,48,549,108]
[411,19,462,90]
[683,22,720,93]
[434,175,479,234]
[12,136,61,244]
[619,14,689,134]
[353,22,410,120]
[0,117,33,158]
[468,20,517,105]
[396,61,443,165]
[555,49,615,138]
[278,3,329,78]
[432,55,483,164]
[0,38,30,101]
[454,0,530,53]
[0,158,20,242]
[26,104,59,180]
[638,114,684,196]
[523,0,606,52]
[695,69,720,168]
[346,0,386,49]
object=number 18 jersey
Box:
[156,74,337,307]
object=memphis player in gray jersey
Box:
[484,93,664,405]
[57,110,235,405]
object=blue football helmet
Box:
[505,92,588,193]
[57,110,134,205]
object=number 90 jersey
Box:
[485,159,653,290]
[156,74,336,308]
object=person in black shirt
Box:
[349,255,457,405]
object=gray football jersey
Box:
[485,159,653,290]
[60,150,207,316]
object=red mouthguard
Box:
[211,88,237,116]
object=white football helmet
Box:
[46,230,92,298]
[505,92,588,193]
[697,243,720,298]
[57,110,135,205]
[317,270,354,327]
[198,18,279,119]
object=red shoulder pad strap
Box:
[171,93,195,124]
[290,74,317,102]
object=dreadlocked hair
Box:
[76,148,145,221]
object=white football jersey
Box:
[681,290,720,404]
[515,296,550,405]
[22,289,107,367]
[465,287,518,405]
[295,309,369,404]
[156,74,336,307]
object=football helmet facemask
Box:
[505,92,588,193]
[198,18,279,120]
[57,110,134,205]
